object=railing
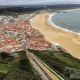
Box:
[31,53,64,80]
[28,53,53,80]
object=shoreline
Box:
[30,12,80,59]
[48,10,80,35]
[57,7,80,12]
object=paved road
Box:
[27,52,60,80]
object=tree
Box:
[0,52,11,59]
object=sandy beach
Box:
[30,13,80,59]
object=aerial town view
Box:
[0,0,80,80]
[0,14,58,53]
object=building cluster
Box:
[0,14,58,53]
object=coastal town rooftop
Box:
[0,14,67,53]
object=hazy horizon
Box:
[0,0,80,6]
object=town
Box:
[0,14,61,53]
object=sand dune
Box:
[30,13,80,59]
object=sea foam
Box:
[48,11,80,35]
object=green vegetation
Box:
[0,52,15,80]
[0,51,41,80]
[0,7,42,17]
[28,49,80,80]
[0,52,13,59]
[0,52,14,73]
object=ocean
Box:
[49,9,80,35]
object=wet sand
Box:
[30,13,80,59]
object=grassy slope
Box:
[0,51,42,80]
[28,49,80,80]
[0,53,14,73]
